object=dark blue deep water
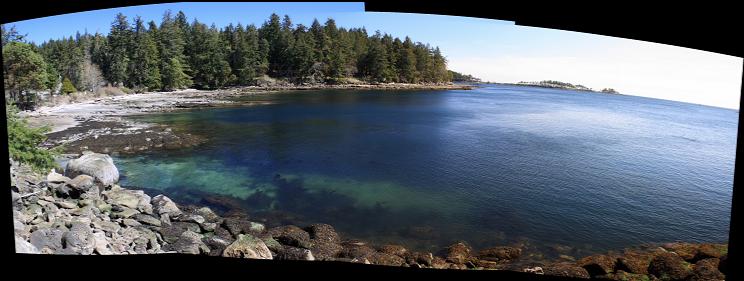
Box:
[117,84,736,256]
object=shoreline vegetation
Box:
[11,153,729,279]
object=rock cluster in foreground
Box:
[10,153,729,279]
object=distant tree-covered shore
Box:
[3,11,457,107]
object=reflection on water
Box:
[117,86,736,256]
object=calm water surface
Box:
[116,84,736,256]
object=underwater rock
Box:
[477,246,522,262]
[378,244,408,257]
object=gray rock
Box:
[68,175,99,199]
[174,213,205,224]
[105,188,152,214]
[201,222,217,232]
[62,222,96,255]
[195,207,221,222]
[30,228,65,254]
[15,235,40,254]
[166,230,209,255]
[67,174,95,190]
[222,234,273,259]
[122,219,142,227]
[64,152,119,186]
[160,221,202,244]
[111,207,140,219]
[92,220,121,235]
[55,200,78,209]
[47,170,71,183]
[92,231,113,255]
[132,213,162,227]
[151,194,181,216]
[223,218,266,238]
[13,210,28,224]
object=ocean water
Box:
[116,84,737,256]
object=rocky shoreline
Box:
[11,152,729,279]
[22,83,472,155]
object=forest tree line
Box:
[4,11,456,105]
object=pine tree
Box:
[158,10,191,90]
[107,13,132,86]
[61,77,77,94]
[27,12,457,94]
[144,21,163,90]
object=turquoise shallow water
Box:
[116,84,736,255]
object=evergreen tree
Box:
[61,77,77,94]
[158,10,191,90]
[21,12,455,95]
[107,13,132,86]
[3,42,49,105]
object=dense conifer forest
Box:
[4,11,457,104]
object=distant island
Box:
[499,80,621,94]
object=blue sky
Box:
[8,2,743,109]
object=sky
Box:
[7,2,743,109]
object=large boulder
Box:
[686,258,725,281]
[305,223,342,260]
[268,225,312,249]
[222,234,273,259]
[64,152,119,186]
[648,252,692,280]
[445,242,472,264]
[305,223,340,244]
